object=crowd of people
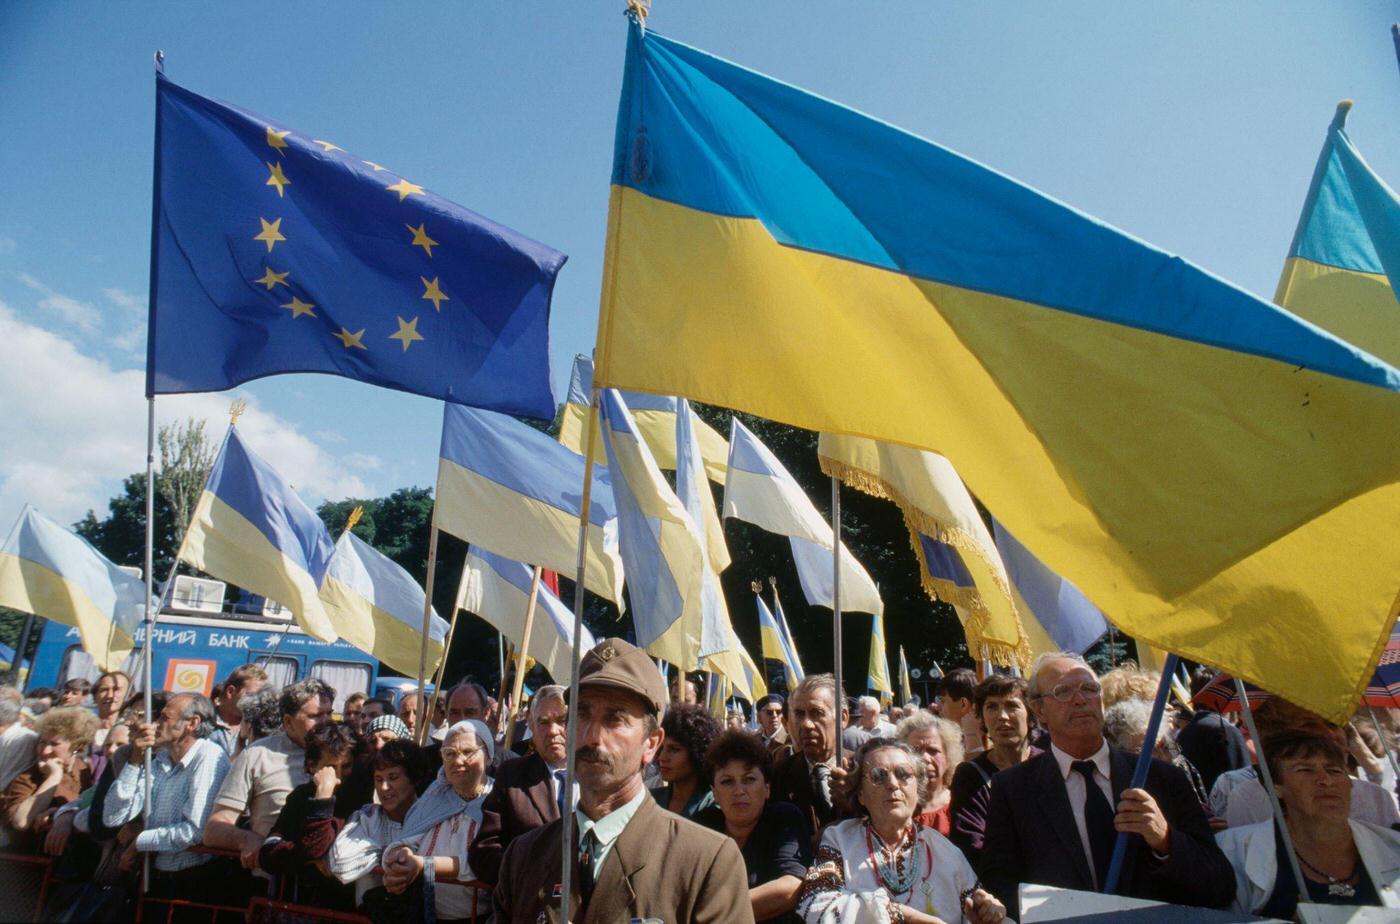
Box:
[0,643,1398,922]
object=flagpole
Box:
[413,520,440,746]
[1392,24,1400,78]
[1102,652,1179,893]
[424,549,468,740]
[1365,703,1400,800]
[503,565,543,752]
[1236,678,1308,905]
[560,390,600,920]
[831,476,844,766]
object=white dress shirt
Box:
[1050,739,1114,887]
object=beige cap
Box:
[575,637,669,716]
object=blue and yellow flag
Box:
[598,388,707,669]
[1275,102,1400,369]
[867,611,893,697]
[991,516,1107,658]
[756,591,803,692]
[0,507,145,671]
[319,530,448,677]
[593,20,1400,722]
[898,646,913,706]
[148,74,563,418]
[179,425,338,642]
[435,403,625,606]
[559,355,730,484]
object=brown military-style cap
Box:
[573,637,669,716]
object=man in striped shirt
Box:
[103,692,230,894]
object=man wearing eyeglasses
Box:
[980,652,1234,919]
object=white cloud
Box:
[17,272,101,334]
[102,288,145,313]
[0,300,374,535]
[343,452,384,472]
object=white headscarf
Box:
[398,719,494,841]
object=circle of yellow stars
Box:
[250,123,455,357]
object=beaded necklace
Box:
[866,822,919,897]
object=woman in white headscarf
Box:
[383,719,495,923]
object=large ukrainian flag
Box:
[1275,102,1400,369]
[593,20,1400,722]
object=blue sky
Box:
[2,1,1399,533]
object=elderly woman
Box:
[236,686,284,746]
[365,714,412,757]
[1105,697,1211,814]
[798,739,1005,924]
[895,712,963,835]
[654,703,722,818]
[382,719,495,923]
[696,730,812,923]
[1215,730,1400,916]
[2,706,99,843]
[329,739,431,907]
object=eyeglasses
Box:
[759,707,783,716]
[865,765,917,786]
[441,745,483,762]
[1036,682,1103,703]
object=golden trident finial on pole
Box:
[344,505,364,533]
[228,398,248,426]
[626,0,650,22]
[750,580,763,594]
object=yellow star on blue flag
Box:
[148,74,565,417]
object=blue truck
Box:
[24,575,380,713]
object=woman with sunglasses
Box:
[798,739,1006,923]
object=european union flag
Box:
[147,74,564,418]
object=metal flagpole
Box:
[831,477,844,766]
[502,565,544,752]
[560,390,600,920]
[413,521,440,746]
[1236,678,1308,905]
[1103,652,1179,893]
[1365,703,1400,787]
[1392,24,1400,78]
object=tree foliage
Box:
[158,418,216,553]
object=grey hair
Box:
[858,695,880,713]
[0,686,21,726]
[895,711,964,787]
[449,680,491,709]
[792,673,845,713]
[1103,698,1160,751]
[279,678,335,718]
[839,738,932,819]
[1027,651,1093,699]
[238,688,283,740]
[529,684,567,720]
[173,692,218,739]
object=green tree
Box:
[158,418,216,552]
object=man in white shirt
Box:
[856,695,896,738]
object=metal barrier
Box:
[246,898,370,924]
[0,851,55,922]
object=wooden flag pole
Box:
[831,476,845,766]
[503,565,544,752]
[1237,678,1308,905]
[413,521,441,746]
[424,552,469,740]
[560,390,601,920]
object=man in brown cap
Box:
[491,637,753,924]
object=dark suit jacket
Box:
[980,746,1235,919]
[770,750,840,844]
[469,751,559,886]
[1175,711,1249,794]
[492,791,754,924]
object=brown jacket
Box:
[493,790,754,924]
[470,751,560,886]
